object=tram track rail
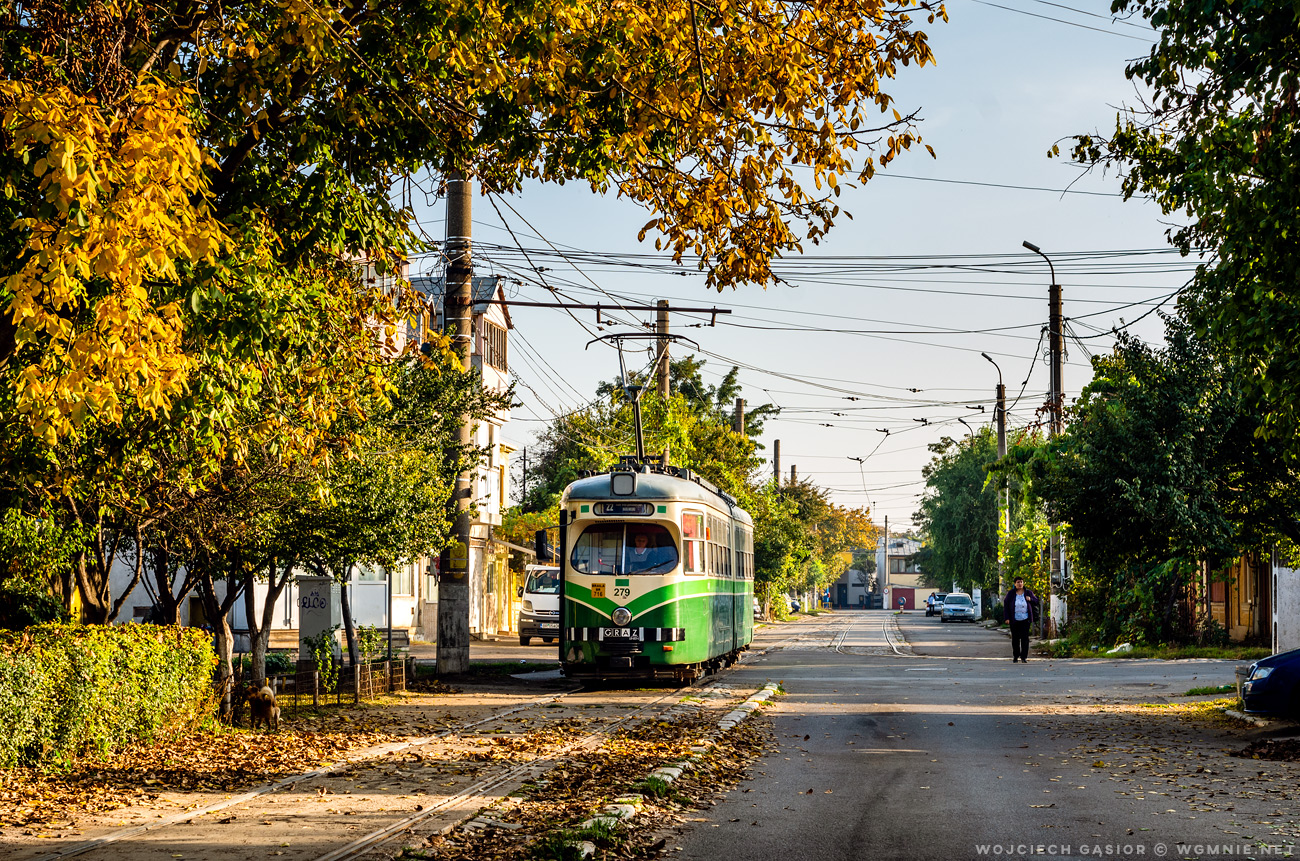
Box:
[313,680,726,861]
[26,627,812,861]
[27,689,579,861]
[24,617,831,861]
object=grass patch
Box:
[528,820,625,861]
[1042,642,1270,661]
[1179,683,1236,696]
[1125,697,1243,722]
[633,774,674,799]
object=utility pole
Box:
[1025,240,1066,637]
[883,515,889,604]
[520,447,527,503]
[656,299,669,397]
[790,465,797,486]
[982,353,1008,598]
[734,398,745,436]
[438,172,474,675]
[773,439,781,486]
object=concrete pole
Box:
[790,465,797,486]
[437,171,473,675]
[773,439,781,486]
[1048,280,1066,636]
[656,300,669,398]
[734,398,745,436]
[996,380,1007,598]
[883,515,889,605]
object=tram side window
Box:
[682,511,705,575]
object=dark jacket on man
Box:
[1002,587,1040,625]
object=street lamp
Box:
[1023,240,1065,636]
[982,352,1008,599]
[1022,241,1062,435]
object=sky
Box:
[408,0,1201,533]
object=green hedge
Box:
[0,623,217,768]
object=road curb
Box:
[1220,708,1273,727]
[574,682,781,854]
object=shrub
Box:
[236,652,294,677]
[0,623,216,768]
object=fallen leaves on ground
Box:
[0,708,407,828]
[407,678,462,695]
[1236,738,1300,763]
[400,712,773,861]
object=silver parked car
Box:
[940,593,977,623]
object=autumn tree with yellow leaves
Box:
[1,0,943,621]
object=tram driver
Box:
[625,531,673,574]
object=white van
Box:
[517,564,560,646]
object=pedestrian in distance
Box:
[1002,577,1040,663]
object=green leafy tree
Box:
[1068,0,1300,444]
[283,350,507,672]
[744,482,808,614]
[1023,323,1296,644]
[0,508,79,628]
[914,428,1000,594]
[3,0,945,452]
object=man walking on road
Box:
[1002,577,1039,663]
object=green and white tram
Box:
[558,458,755,683]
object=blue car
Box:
[1241,648,1300,718]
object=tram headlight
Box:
[612,607,632,626]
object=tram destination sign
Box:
[596,502,653,516]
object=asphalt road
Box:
[664,610,1299,861]
[406,613,832,665]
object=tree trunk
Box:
[245,557,297,682]
[107,523,145,623]
[213,604,236,717]
[242,567,266,683]
[198,563,243,721]
[338,570,361,667]
[147,535,198,625]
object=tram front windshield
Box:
[570,523,679,575]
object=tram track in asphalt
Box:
[26,620,828,861]
[312,681,738,861]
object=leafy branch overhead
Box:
[1067,0,1300,445]
[2,0,944,447]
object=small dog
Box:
[246,682,280,731]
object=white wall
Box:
[1273,552,1299,654]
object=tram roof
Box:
[564,471,752,525]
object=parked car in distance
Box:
[1241,648,1300,717]
[940,593,977,623]
[926,592,948,617]
[789,598,801,614]
[517,564,560,646]
[753,597,763,621]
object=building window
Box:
[482,320,507,371]
[393,563,414,597]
